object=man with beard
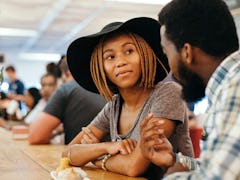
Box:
[140,0,240,179]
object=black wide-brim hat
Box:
[67,17,170,93]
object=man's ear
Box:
[181,43,193,64]
[65,70,71,77]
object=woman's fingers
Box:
[81,127,99,144]
[118,139,137,154]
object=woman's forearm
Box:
[100,144,150,177]
[68,143,110,166]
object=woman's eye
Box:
[105,55,114,60]
[126,49,133,54]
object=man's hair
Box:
[46,62,61,78]
[5,65,16,72]
[158,0,239,59]
[40,73,57,85]
[90,32,165,101]
[58,55,69,74]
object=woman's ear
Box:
[181,43,193,65]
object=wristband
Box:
[176,152,198,170]
[176,152,188,168]
[101,154,111,171]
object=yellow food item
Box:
[56,157,70,173]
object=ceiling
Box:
[0,0,166,63]
[0,0,240,64]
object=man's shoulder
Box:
[58,81,78,91]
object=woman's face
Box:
[23,90,34,109]
[102,34,141,90]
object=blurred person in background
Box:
[5,65,25,110]
[0,87,41,128]
[28,56,107,145]
[22,87,41,120]
[46,58,63,87]
[0,92,9,120]
[0,91,22,127]
[25,73,57,124]
[0,92,10,127]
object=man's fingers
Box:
[140,113,153,129]
[142,127,165,142]
[141,119,165,136]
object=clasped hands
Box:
[68,113,175,169]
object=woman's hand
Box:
[107,138,137,155]
[81,127,100,144]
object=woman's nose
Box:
[115,55,127,67]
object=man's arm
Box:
[28,112,60,144]
[140,112,240,180]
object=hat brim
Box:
[67,17,169,93]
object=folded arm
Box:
[93,142,150,177]
[91,115,176,177]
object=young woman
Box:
[63,17,193,179]
[23,87,41,112]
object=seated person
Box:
[0,91,23,128]
[0,92,9,120]
[25,73,57,124]
[0,88,41,128]
[22,87,41,119]
[140,0,240,179]
[0,92,10,127]
[62,17,193,179]
[5,65,25,110]
[28,57,107,144]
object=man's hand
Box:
[140,113,175,168]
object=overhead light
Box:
[106,0,171,5]
[0,27,37,37]
[19,53,61,62]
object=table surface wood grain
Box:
[0,127,147,180]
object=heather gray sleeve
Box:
[90,102,111,133]
[150,82,187,123]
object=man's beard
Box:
[177,60,206,103]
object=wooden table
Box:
[0,128,146,180]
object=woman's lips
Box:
[116,70,131,77]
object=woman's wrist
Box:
[67,146,74,165]
[101,154,112,171]
[103,141,114,154]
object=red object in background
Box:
[189,127,202,158]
